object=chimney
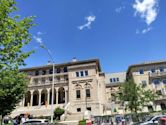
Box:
[72,57,77,62]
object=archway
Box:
[33,90,39,106]
[161,103,166,110]
[24,91,31,106]
[41,89,47,105]
[49,89,56,104]
[58,87,65,104]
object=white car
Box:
[140,115,166,125]
[22,119,49,125]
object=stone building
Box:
[11,59,106,120]
[105,72,126,115]
[127,60,166,112]
[11,59,166,120]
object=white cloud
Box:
[33,36,43,44]
[142,27,152,34]
[78,15,96,30]
[115,6,125,13]
[136,27,152,34]
[37,31,43,35]
[133,0,159,25]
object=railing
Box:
[29,80,68,86]
[150,72,166,77]
[155,94,166,100]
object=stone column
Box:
[39,90,42,106]
[30,91,34,107]
[56,88,58,104]
[65,89,68,104]
[47,89,50,105]
[22,97,25,107]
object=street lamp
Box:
[39,43,55,123]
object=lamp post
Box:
[39,43,55,123]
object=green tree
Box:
[0,0,34,116]
[118,79,155,114]
[54,107,65,120]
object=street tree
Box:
[118,78,156,114]
[0,0,34,116]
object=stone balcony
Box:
[29,80,68,87]
[149,72,166,78]
[155,94,166,101]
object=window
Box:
[42,70,46,75]
[77,108,81,112]
[86,89,91,98]
[117,78,119,82]
[160,67,164,72]
[35,71,39,76]
[76,90,81,99]
[110,78,112,83]
[153,79,160,85]
[76,72,79,77]
[139,69,144,74]
[156,90,162,95]
[80,71,84,77]
[87,107,91,111]
[41,78,45,83]
[142,80,147,87]
[34,78,38,83]
[151,68,155,73]
[49,69,53,74]
[163,79,166,84]
[49,77,52,82]
[56,68,61,73]
[85,70,88,76]
[63,67,68,72]
[113,78,116,82]
[56,76,60,81]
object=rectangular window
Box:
[85,70,88,76]
[49,77,52,82]
[160,67,164,72]
[117,78,119,82]
[139,69,144,74]
[80,71,84,77]
[76,72,79,77]
[110,78,112,83]
[77,108,81,112]
[76,90,81,99]
[87,107,91,111]
[86,89,91,98]
[113,78,116,82]
[151,69,155,73]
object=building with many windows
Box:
[11,59,166,120]
[11,59,106,120]
[127,61,166,112]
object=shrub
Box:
[79,119,86,125]
[54,107,65,120]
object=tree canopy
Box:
[0,0,34,116]
[118,78,156,114]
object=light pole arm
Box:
[39,43,55,123]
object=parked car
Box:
[159,117,166,125]
[22,119,49,125]
[139,115,166,125]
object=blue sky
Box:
[16,0,166,73]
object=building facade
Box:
[127,61,166,112]
[11,59,166,120]
[11,59,106,120]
